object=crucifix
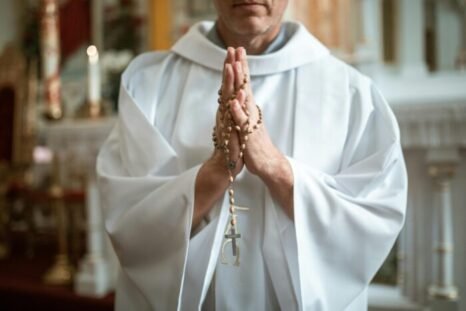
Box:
[225,226,241,256]
[221,205,249,266]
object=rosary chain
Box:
[212,74,262,262]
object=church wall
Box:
[0,0,22,52]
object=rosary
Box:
[212,74,262,266]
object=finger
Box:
[220,63,227,99]
[222,63,235,104]
[230,91,249,128]
[234,61,245,93]
[236,48,253,102]
[234,61,255,117]
[225,47,236,65]
[236,88,247,112]
[236,47,250,77]
[222,48,234,77]
[221,48,236,90]
[239,87,258,125]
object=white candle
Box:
[41,0,62,119]
[87,45,101,104]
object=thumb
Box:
[230,90,249,128]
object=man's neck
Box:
[215,22,281,55]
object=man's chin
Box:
[233,18,273,37]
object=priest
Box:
[97,0,407,310]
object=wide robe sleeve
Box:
[97,53,224,310]
[282,78,407,310]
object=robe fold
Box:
[97,21,407,311]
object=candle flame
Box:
[87,45,99,60]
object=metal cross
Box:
[224,226,241,256]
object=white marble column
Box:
[435,1,464,71]
[74,177,112,297]
[361,0,383,57]
[358,0,384,75]
[427,148,459,310]
[396,0,428,76]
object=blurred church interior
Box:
[0,0,465,310]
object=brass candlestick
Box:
[43,156,74,285]
[75,100,110,119]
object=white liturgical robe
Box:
[97,21,407,311]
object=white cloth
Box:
[97,21,407,311]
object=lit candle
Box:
[87,45,101,105]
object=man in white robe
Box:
[97,1,407,310]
